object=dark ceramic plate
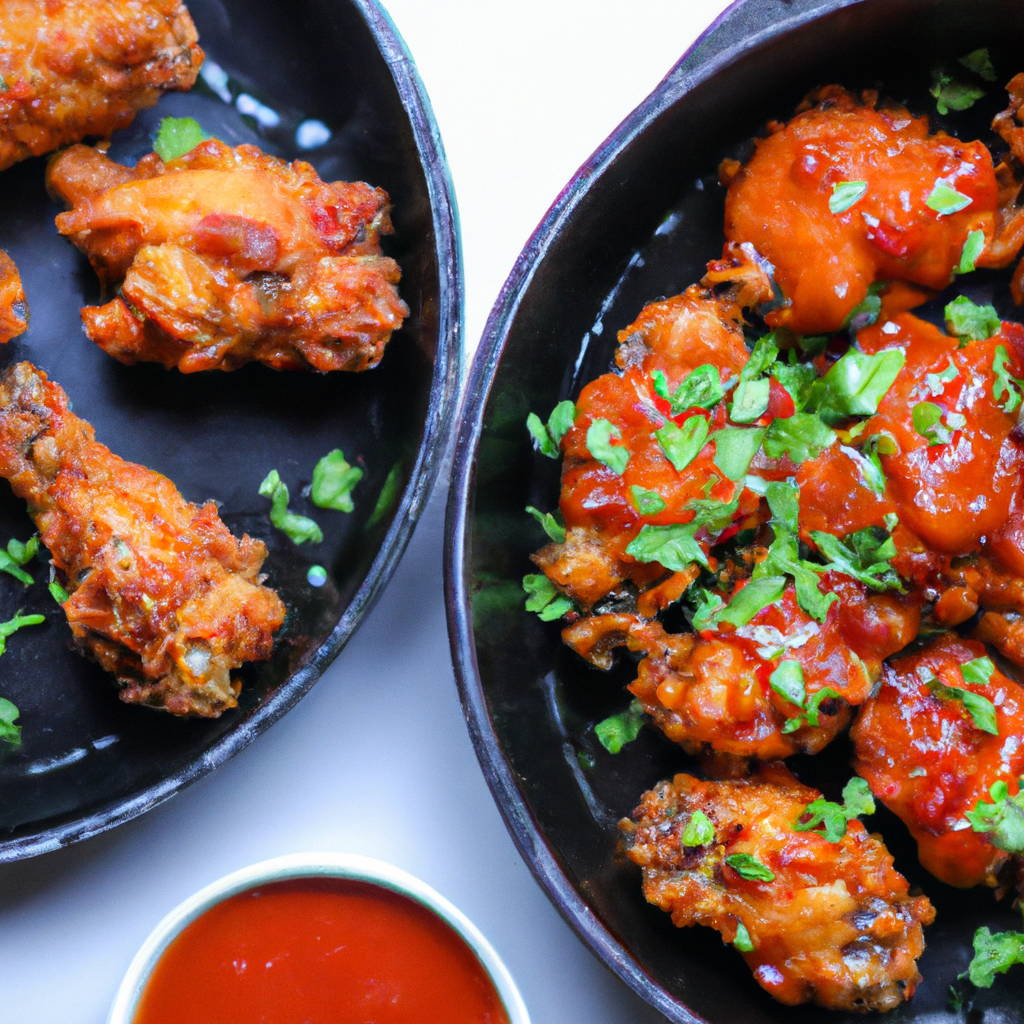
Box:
[446,1,1024,1021]
[0,0,460,860]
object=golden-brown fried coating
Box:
[852,635,1024,891]
[0,362,285,717]
[0,0,202,171]
[723,86,1021,335]
[0,248,27,342]
[48,139,409,372]
[620,764,935,1012]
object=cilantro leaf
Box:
[0,697,20,746]
[930,75,986,115]
[528,400,577,458]
[587,419,629,474]
[763,413,836,464]
[958,229,986,274]
[794,776,876,842]
[962,656,995,687]
[946,295,1001,342]
[657,416,709,472]
[595,698,645,753]
[912,402,952,446]
[733,921,754,952]
[844,283,884,332]
[310,449,363,513]
[927,180,974,215]
[0,610,45,659]
[630,486,666,516]
[730,379,770,423]
[806,348,905,424]
[716,576,788,627]
[711,427,766,480]
[857,432,898,495]
[830,181,868,214]
[769,660,806,707]
[725,853,775,882]
[681,809,715,847]
[0,534,39,586]
[626,523,707,572]
[966,927,1024,989]
[741,334,781,382]
[153,116,209,161]
[651,366,724,415]
[523,573,573,622]
[993,345,1024,414]
[965,779,1024,853]
[525,506,566,543]
[772,362,817,411]
[810,526,903,592]
[961,48,997,82]
[924,671,999,735]
[259,470,324,545]
[690,588,726,631]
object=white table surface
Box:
[1,2,733,1020]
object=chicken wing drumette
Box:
[0,0,202,172]
[0,362,285,717]
[620,764,935,1011]
[47,139,409,372]
[0,249,27,342]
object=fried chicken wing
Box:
[0,362,285,717]
[0,0,202,172]
[723,86,1021,334]
[852,636,1024,891]
[47,139,409,372]
[620,765,935,1011]
[0,249,27,342]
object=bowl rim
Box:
[0,0,464,863]
[106,852,530,1024]
[443,0,867,1020]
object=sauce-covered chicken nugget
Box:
[0,249,27,342]
[0,0,202,171]
[620,765,935,1012]
[0,362,285,717]
[48,139,409,372]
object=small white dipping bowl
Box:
[107,852,531,1024]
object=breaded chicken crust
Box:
[0,0,202,171]
[48,140,409,372]
[620,765,935,1012]
[0,362,285,717]
[0,249,27,342]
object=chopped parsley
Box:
[587,418,629,474]
[0,611,45,659]
[525,506,566,543]
[768,660,842,733]
[626,497,739,573]
[523,573,573,622]
[829,181,868,215]
[259,470,323,545]
[927,180,973,215]
[993,345,1024,413]
[964,927,1024,989]
[965,778,1024,853]
[946,295,1001,342]
[921,668,998,735]
[681,808,716,847]
[310,449,362,513]
[527,401,577,458]
[958,229,986,274]
[0,535,39,586]
[725,853,775,882]
[630,485,667,516]
[716,576,788,628]
[728,334,779,423]
[594,698,645,753]
[810,525,903,592]
[0,697,20,746]
[656,415,709,472]
[651,366,724,415]
[762,413,836,465]
[153,116,210,161]
[793,777,876,842]
[806,348,905,424]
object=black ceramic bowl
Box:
[446,0,1024,1021]
[0,0,460,859]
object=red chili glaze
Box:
[725,87,1001,334]
[852,635,1024,889]
[132,880,509,1024]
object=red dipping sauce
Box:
[132,879,510,1024]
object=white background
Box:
[1,1,734,1020]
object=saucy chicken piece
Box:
[48,139,409,372]
[852,635,1024,890]
[0,362,285,717]
[724,86,1019,335]
[620,764,935,1012]
[0,249,27,342]
[0,0,202,172]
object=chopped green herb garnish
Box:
[716,576,788,628]
[527,401,577,458]
[710,427,766,480]
[733,921,754,952]
[965,927,1024,989]
[729,379,770,423]
[587,418,629,474]
[762,413,836,465]
[523,573,573,622]
[810,525,903,592]
[960,47,997,82]
[923,669,999,735]
[769,660,806,707]
[310,449,362,513]
[259,470,323,545]
[657,416,710,472]
[49,580,69,604]
[924,359,958,395]
[806,347,905,424]
[742,333,781,381]
[993,345,1024,413]
[912,401,953,446]
[153,116,210,161]
[525,506,566,543]
[927,180,973,215]
[725,853,775,882]
[365,461,402,530]
[946,295,1001,343]
[958,229,986,274]
[691,587,726,631]
[626,497,739,573]
[962,656,995,686]
[829,181,868,215]
[630,485,667,516]
[965,778,1024,853]
[595,698,645,753]
[772,361,817,411]
[858,432,898,495]
[0,611,45,659]
[0,697,20,746]
[681,808,715,847]
[793,776,876,843]
[651,366,724,415]
[0,535,39,586]
[930,74,986,115]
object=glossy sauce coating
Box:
[133,880,510,1024]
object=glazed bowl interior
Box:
[447,0,1024,1021]
[106,853,529,1024]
